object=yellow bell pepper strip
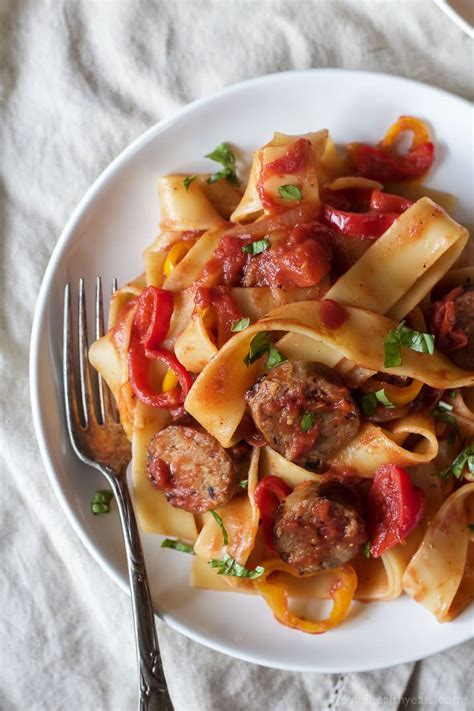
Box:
[348,116,435,182]
[381,116,431,150]
[162,369,179,392]
[163,238,196,277]
[383,379,424,406]
[253,560,357,633]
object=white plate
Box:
[432,0,474,37]
[30,69,474,672]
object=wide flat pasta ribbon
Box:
[325,197,469,320]
[185,300,474,447]
[402,482,474,622]
[193,447,260,589]
[231,130,328,223]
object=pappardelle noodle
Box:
[90,118,474,634]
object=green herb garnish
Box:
[242,238,270,255]
[384,321,435,367]
[278,184,302,201]
[360,389,394,417]
[161,538,194,554]
[361,392,377,418]
[447,389,458,399]
[91,489,113,515]
[210,510,228,546]
[375,389,395,408]
[243,332,286,370]
[266,345,288,369]
[467,524,474,532]
[363,541,371,558]
[205,143,239,185]
[301,412,317,433]
[231,317,250,332]
[183,175,197,191]
[239,479,248,489]
[243,332,272,366]
[436,442,474,479]
[433,409,460,445]
[209,554,265,579]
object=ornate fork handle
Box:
[108,472,174,711]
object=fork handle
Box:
[110,475,174,711]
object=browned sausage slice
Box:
[273,476,367,573]
[245,361,360,466]
[146,425,240,513]
[451,288,474,370]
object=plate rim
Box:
[29,67,474,672]
[432,0,474,38]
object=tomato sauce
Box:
[320,299,348,329]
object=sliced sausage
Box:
[273,476,367,573]
[245,361,360,466]
[451,288,474,370]
[430,284,474,370]
[146,424,240,513]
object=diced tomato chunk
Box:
[367,465,425,558]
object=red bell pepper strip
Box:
[128,285,193,408]
[369,190,413,213]
[367,465,425,558]
[254,475,291,550]
[430,286,469,352]
[128,338,193,408]
[348,142,434,182]
[322,204,400,239]
[134,286,174,349]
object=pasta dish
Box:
[89,117,473,634]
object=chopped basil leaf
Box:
[437,442,474,479]
[161,538,194,554]
[205,143,239,185]
[433,410,460,445]
[363,541,371,558]
[266,345,287,369]
[467,524,474,532]
[447,389,458,399]
[231,317,250,332]
[209,510,228,546]
[278,184,302,201]
[239,479,248,489]
[384,321,435,368]
[243,332,286,369]
[242,238,270,255]
[361,392,377,418]
[437,400,453,412]
[182,175,197,191]
[375,389,395,408]
[205,143,236,166]
[301,412,317,433]
[91,489,113,515]
[209,554,265,579]
[243,332,272,366]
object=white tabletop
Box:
[1,1,472,709]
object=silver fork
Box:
[63,278,173,711]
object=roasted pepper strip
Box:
[382,379,423,406]
[254,476,291,550]
[253,560,357,634]
[348,116,435,181]
[128,285,193,408]
[322,204,400,239]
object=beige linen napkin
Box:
[1,1,472,709]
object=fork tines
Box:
[63,278,117,438]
